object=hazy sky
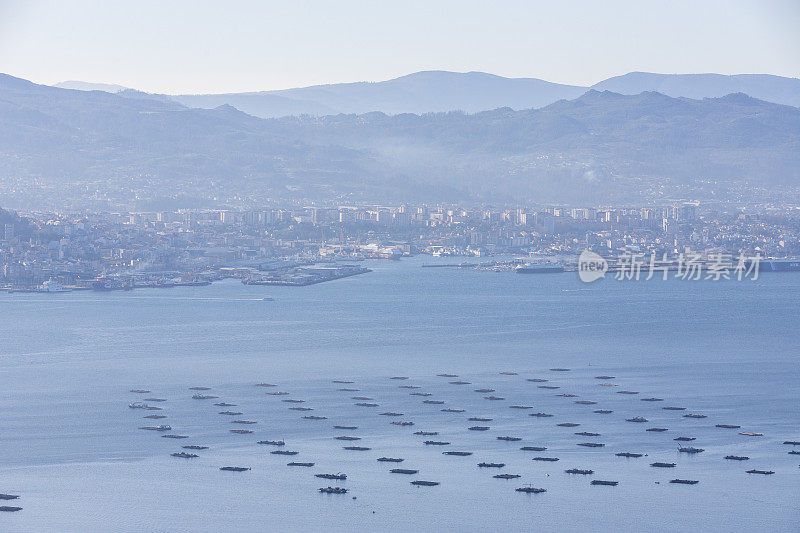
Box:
[1,0,798,94]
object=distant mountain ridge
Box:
[54,70,800,118]
[3,73,800,208]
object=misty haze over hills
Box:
[2,72,800,209]
[54,70,800,118]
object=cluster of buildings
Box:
[1,201,798,290]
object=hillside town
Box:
[2,201,799,291]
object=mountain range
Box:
[4,72,800,208]
[55,70,800,118]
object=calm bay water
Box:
[1,257,799,532]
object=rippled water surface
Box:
[1,258,799,532]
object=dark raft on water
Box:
[746,470,774,475]
[411,481,439,486]
[171,452,198,458]
[377,457,404,462]
[315,473,347,480]
[220,466,250,472]
[616,452,643,458]
[651,462,676,468]
[390,469,418,474]
[516,487,546,493]
[565,469,594,474]
[521,446,547,452]
[670,479,699,485]
[494,474,521,479]
[591,480,618,486]
[725,456,749,461]
[478,462,505,468]
[443,451,472,456]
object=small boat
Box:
[189,387,211,391]
[594,376,615,380]
[468,417,492,422]
[441,409,465,413]
[183,445,208,450]
[139,425,172,431]
[474,389,495,393]
[161,434,189,439]
[130,389,150,393]
[520,446,547,451]
[683,414,707,419]
[449,381,471,385]
[746,469,774,475]
[650,462,676,468]
[282,399,305,404]
[532,457,559,462]
[266,391,289,396]
[229,429,253,434]
[220,466,250,472]
[788,450,800,455]
[594,410,613,414]
[437,374,458,378]
[258,440,285,446]
[390,421,414,426]
[497,436,522,442]
[575,401,597,405]
[271,450,299,455]
[615,452,643,458]
[354,403,378,407]
[646,428,669,432]
[335,436,361,441]
[414,431,438,436]
[577,443,604,448]
[232,420,257,424]
[484,396,504,401]
[0,494,19,500]
[478,462,505,468]
[591,480,618,486]
[725,455,749,461]
[411,481,439,486]
[516,487,546,493]
[288,462,314,467]
[315,473,347,480]
[332,380,354,384]
[390,469,418,474]
[783,441,800,445]
[527,378,548,383]
[716,424,741,429]
[191,394,218,400]
[674,437,696,441]
[377,457,404,462]
[617,391,639,395]
[319,487,347,494]
[333,426,357,430]
[662,406,686,411]
[422,400,444,405]
[565,469,594,475]
[343,446,371,451]
[557,423,580,427]
[171,452,198,458]
[494,474,521,479]
[468,426,490,431]
[411,392,433,397]
[443,451,472,456]
[424,441,450,445]
[379,412,403,416]
[509,405,533,409]
[219,411,242,415]
[678,446,704,454]
[302,416,327,420]
[575,432,601,437]
[129,402,151,409]
[626,417,648,423]
[0,506,22,512]
[641,398,664,402]
[670,479,699,485]
[538,386,559,390]
[740,432,764,437]
[530,413,554,418]
[390,376,409,380]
